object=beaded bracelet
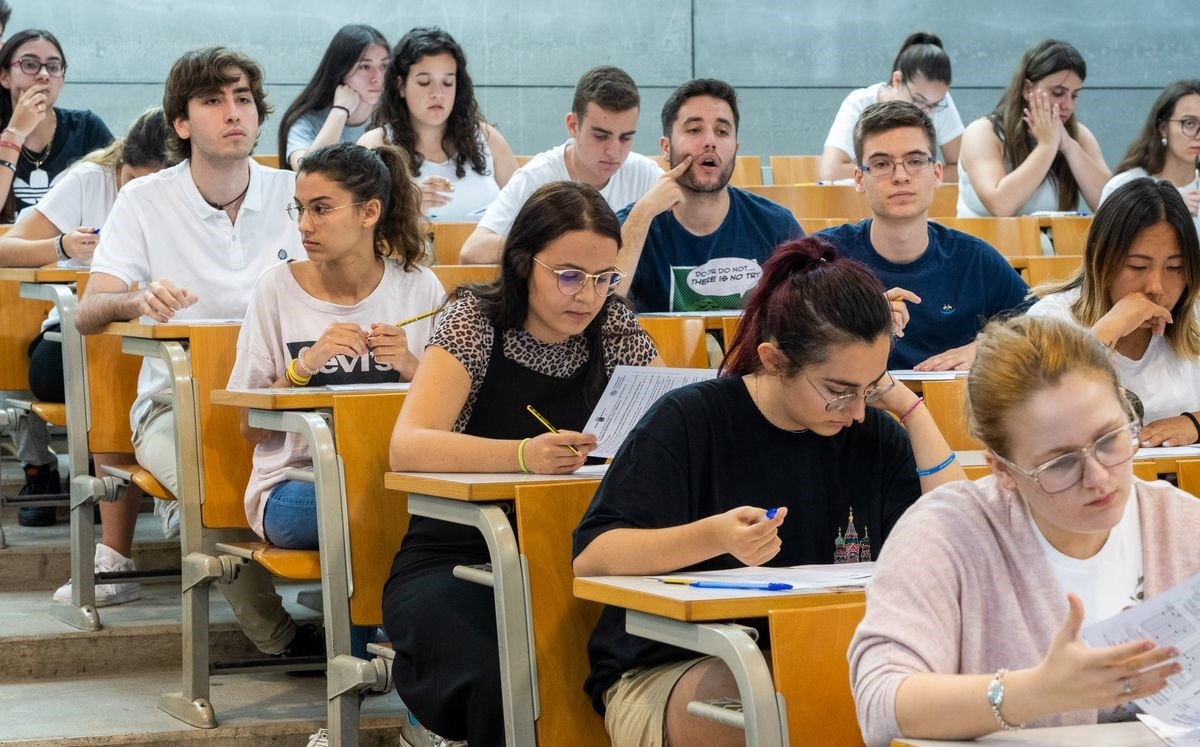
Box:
[517,438,531,474]
[294,354,316,378]
[916,452,957,477]
[285,359,312,387]
[899,396,925,424]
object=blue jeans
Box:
[263,478,376,658]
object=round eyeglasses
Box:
[10,57,66,77]
[286,201,366,223]
[532,256,624,297]
[800,369,896,412]
[992,421,1140,494]
[859,155,935,180]
[1165,117,1200,139]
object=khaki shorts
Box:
[602,657,710,747]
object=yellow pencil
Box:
[526,404,583,456]
[394,308,439,328]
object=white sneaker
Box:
[153,498,180,539]
[53,543,141,607]
[399,715,466,747]
[305,728,328,747]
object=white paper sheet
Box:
[574,464,610,477]
[583,365,718,458]
[1082,571,1200,729]
[1136,445,1200,459]
[323,382,412,392]
[889,369,967,381]
[1138,714,1200,746]
[649,562,875,592]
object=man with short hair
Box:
[818,100,1028,370]
[458,65,661,264]
[617,78,802,313]
[69,48,316,658]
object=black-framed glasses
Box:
[1165,118,1200,139]
[903,82,948,113]
[799,369,896,413]
[532,256,624,297]
[859,155,936,180]
[10,57,65,77]
[992,421,1141,494]
[286,201,366,223]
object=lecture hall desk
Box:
[891,720,1162,746]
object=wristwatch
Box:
[987,669,1024,731]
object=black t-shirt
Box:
[12,108,114,214]
[571,375,920,714]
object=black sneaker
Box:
[278,623,326,676]
[17,463,60,527]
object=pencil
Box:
[525,404,583,456]
[394,308,439,328]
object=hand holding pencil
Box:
[522,404,596,473]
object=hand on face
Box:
[1023,90,1063,151]
[637,155,691,218]
[332,84,361,113]
[8,83,52,137]
[1095,292,1173,342]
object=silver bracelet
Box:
[987,669,1024,731]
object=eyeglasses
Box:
[10,57,66,77]
[532,256,624,297]
[903,82,948,113]
[1165,118,1200,139]
[992,421,1141,494]
[286,201,366,223]
[800,369,896,412]
[859,155,936,180]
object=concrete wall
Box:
[12,1,1192,173]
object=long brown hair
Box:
[1115,80,1200,176]
[988,39,1087,211]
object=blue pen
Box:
[661,578,793,591]
[764,507,779,521]
[91,228,100,235]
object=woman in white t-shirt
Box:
[276,24,390,170]
[1028,177,1200,446]
[1101,80,1200,236]
[229,142,443,550]
[358,27,517,221]
[820,32,965,182]
[958,39,1110,217]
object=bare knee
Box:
[665,658,745,747]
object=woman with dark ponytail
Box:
[573,236,964,747]
[228,141,443,551]
[820,32,964,181]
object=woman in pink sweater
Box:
[850,315,1200,746]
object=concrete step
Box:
[0,670,405,745]
[0,582,323,682]
[0,514,179,592]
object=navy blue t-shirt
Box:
[818,219,1029,368]
[618,186,802,313]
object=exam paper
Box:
[1081,571,1200,729]
[584,366,717,458]
[650,563,875,592]
[1138,714,1200,746]
[323,382,412,392]
[889,369,967,381]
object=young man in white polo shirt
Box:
[69,48,315,658]
[458,65,662,264]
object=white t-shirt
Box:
[284,108,372,164]
[476,140,662,236]
[1028,287,1200,423]
[1101,167,1200,236]
[823,83,965,161]
[226,259,444,539]
[34,161,119,329]
[417,146,500,222]
[957,156,1061,217]
[89,159,305,431]
[1030,488,1143,627]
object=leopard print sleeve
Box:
[600,299,659,376]
[427,292,495,428]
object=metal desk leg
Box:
[625,610,788,747]
[407,494,537,747]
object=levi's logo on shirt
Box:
[285,340,399,386]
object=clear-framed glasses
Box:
[859,154,936,180]
[799,369,896,413]
[1165,117,1200,139]
[532,256,624,297]
[992,421,1141,494]
[903,82,948,113]
[10,57,65,77]
[286,201,366,223]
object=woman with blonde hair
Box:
[850,314,1200,746]
[1028,177,1200,446]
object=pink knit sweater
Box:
[849,477,1200,747]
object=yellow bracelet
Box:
[286,359,312,387]
[517,437,531,474]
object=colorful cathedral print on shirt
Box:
[833,508,871,564]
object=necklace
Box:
[21,110,57,191]
[199,166,251,211]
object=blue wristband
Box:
[916,453,957,477]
